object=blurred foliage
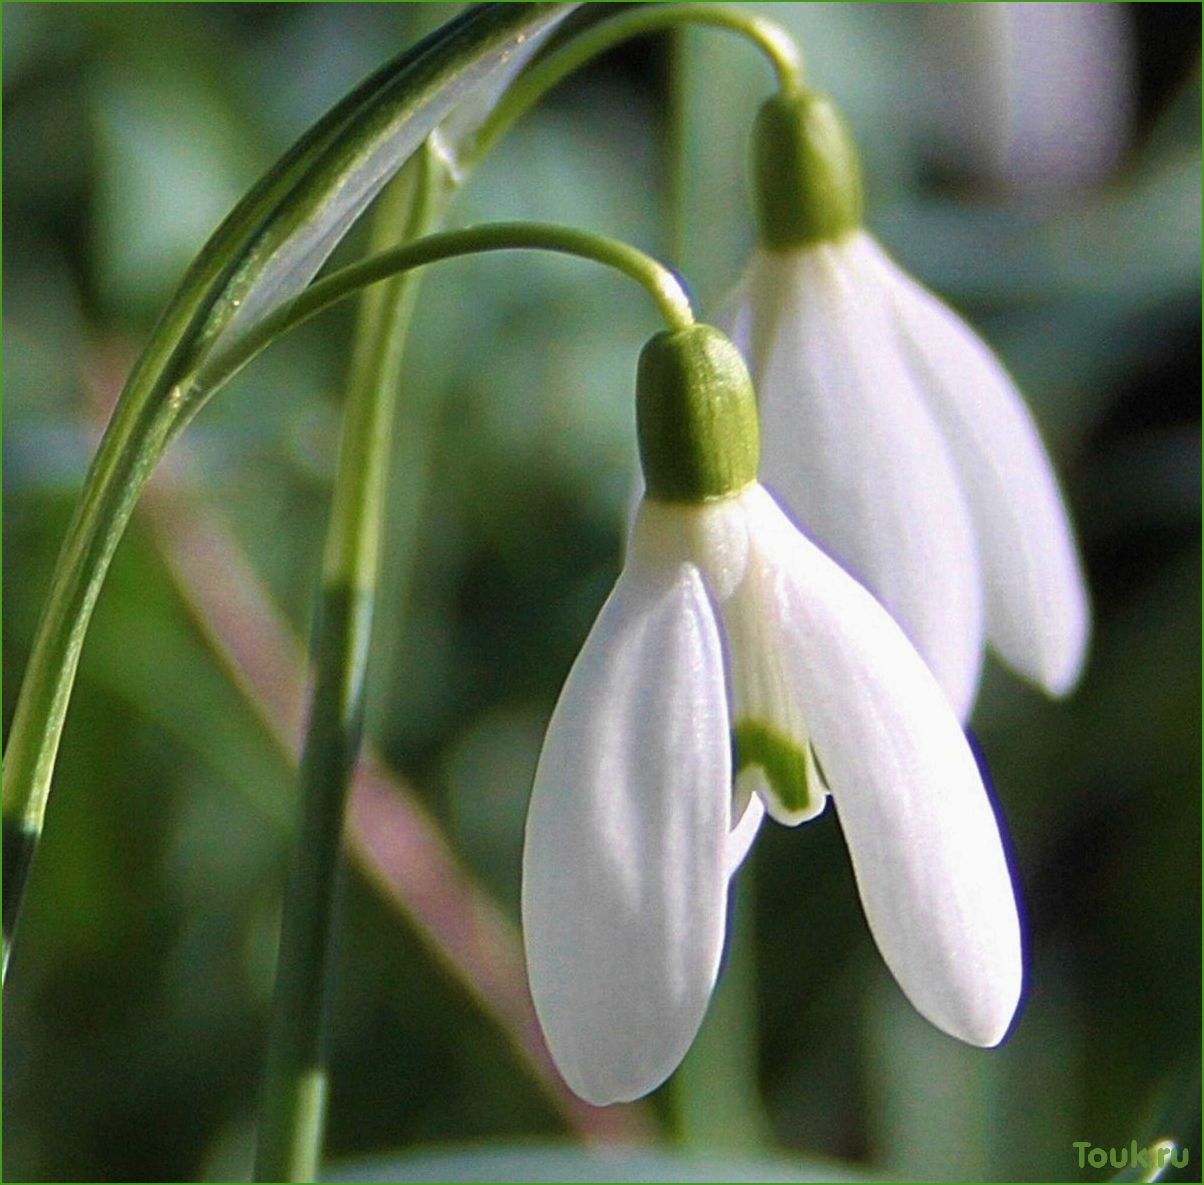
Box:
[3,3,1200,1182]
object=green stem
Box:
[0,1,580,983]
[0,10,454,850]
[665,25,688,270]
[180,222,694,415]
[470,1,804,165]
[2,390,179,976]
[672,873,771,1150]
[253,148,446,1183]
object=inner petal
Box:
[733,718,821,823]
[715,510,829,827]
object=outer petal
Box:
[743,487,1022,1046]
[522,542,731,1105]
[859,237,1090,695]
[721,241,985,720]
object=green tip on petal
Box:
[637,324,760,503]
[733,718,816,821]
[752,90,863,250]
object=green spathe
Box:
[637,325,760,503]
[753,90,863,250]
[733,718,815,816]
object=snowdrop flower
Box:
[720,90,1090,720]
[522,324,1021,1106]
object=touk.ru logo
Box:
[1073,1140,1188,1173]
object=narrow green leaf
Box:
[1,2,577,981]
[204,3,578,361]
[254,150,447,1184]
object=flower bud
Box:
[637,324,760,503]
[752,90,863,250]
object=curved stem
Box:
[180,222,694,417]
[0,2,582,984]
[2,391,178,976]
[253,147,446,1183]
[471,2,804,164]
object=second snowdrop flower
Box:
[721,89,1090,720]
[522,324,1022,1106]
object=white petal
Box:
[861,237,1090,694]
[521,543,731,1105]
[634,498,827,827]
[725,242,985,720]
[726,794,765,877]
[743,486,1022,1046]
[723,540,829,827]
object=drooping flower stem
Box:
[472,2,804,163]
[253,147,447,1184]
[180,223,696,412]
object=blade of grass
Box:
[2,1,577,982]
[253,144,444,1183]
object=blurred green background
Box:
[3,4,1200,1181]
